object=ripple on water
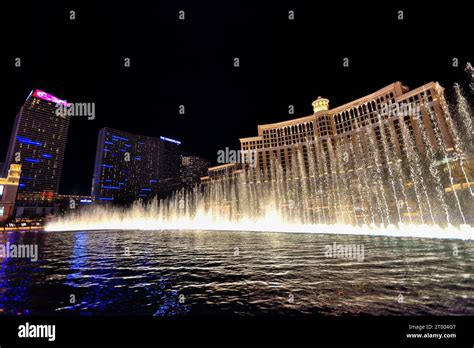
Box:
[0,229,472,316]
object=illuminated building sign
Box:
[32,89,69,106]
[160,136,181,145]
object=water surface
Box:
[0,230,472,316]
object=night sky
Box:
[1,2,472,196]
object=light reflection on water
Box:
[0,230,472,316]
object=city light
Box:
[32,89,70,106]
[160,136,181,145]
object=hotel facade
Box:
[202,81,458,181]
[180,155,210,189]
[2,90,70,203]
[238,81,455,177]
[91,128,182,203]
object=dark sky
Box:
[1,1,472,196]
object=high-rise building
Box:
[180,155,210,188]
[239,81,456,177]
[91,128,181,203]
[0,164,21,223]
[3,89,70,202]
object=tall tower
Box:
[91,128,181,203]
[312,96,330,113]
[3,89,70,202]
[312,96,333,138]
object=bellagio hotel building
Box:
[233,81,457,179]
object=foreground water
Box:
[0,229,472,316]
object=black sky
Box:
[1,1,472,195]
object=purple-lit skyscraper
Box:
[3,89,70,202]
